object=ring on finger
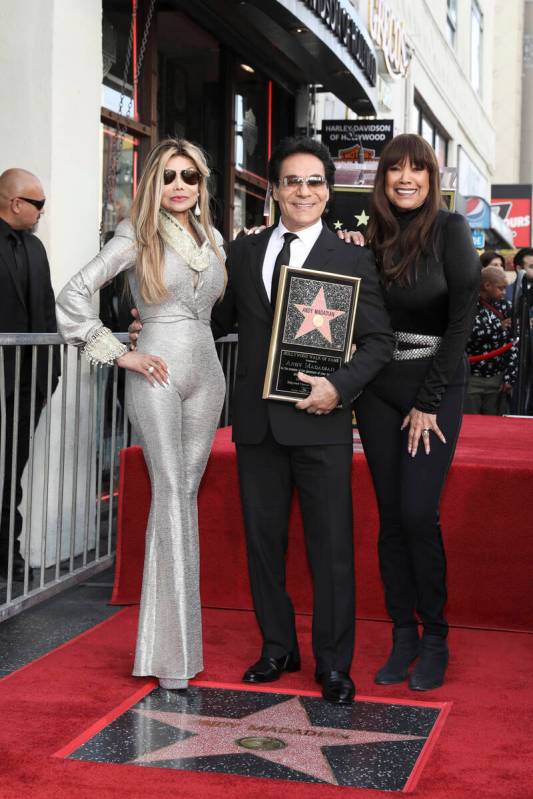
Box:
[147,365,154,374]
[422,428,430,438]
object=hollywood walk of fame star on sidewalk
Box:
[294,287,345,344]
[131,696,424,785]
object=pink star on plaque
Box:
[294,287,345,344]
[130,696,423,785]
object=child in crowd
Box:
[465,265,517,415]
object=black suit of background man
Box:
[211,138,394,703]
[0,169,60,579]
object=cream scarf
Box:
[158,208,211,272]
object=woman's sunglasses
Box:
[163,168,202,186]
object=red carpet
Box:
[112,416,533,632]
[0,607,531,799]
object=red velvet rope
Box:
[467,341,514,363]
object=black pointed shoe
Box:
[408,635,449,691]
[316,670,355,705]
[242,653,301,683]
[375,626,420,685]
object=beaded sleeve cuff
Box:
[83,326,128,367]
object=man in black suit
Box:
[0,169,60,580]
[212,138,394,704]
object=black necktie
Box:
[9,232,29,303]
[271,232,298,309]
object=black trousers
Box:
[0,384,43,566]
[354,358,467,637]
[236,428,355,674]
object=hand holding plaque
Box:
[294,371,340,414]
[263,266,361,403]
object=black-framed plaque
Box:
[263,266,361,403]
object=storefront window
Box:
[434,133,447,168]
[102,1,136,119]
[101,0,153,237]
[233,184,268,241]
[421,116,433,147]
[415,101,449,167]
[230,62,269,234]
[101,125,139,237]
[234,64,268,179]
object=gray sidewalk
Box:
[0,568,121,678]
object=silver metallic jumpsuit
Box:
[56,218,226,680]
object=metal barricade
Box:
[215,333,239,427]
[0,332,238,620]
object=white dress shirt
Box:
[262,218,323,301]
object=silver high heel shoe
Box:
[159,678,189,690]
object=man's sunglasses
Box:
[15,196,46,210]
[278,175,328,189]
[163,169,202,186]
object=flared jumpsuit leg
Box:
[126,332,224,680]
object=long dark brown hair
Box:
[367,134,443,285]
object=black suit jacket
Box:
[0,228,60,397]
[212,223,394,446]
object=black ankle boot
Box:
[408,634,448,691]
[375,626,420,685]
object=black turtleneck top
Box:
[379,208,480,413]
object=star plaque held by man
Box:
[263,266,360,402]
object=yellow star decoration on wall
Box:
[333,220,343,230]
[354,210,370,227]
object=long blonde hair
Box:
[130,138,224,304]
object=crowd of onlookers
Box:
[465,247,533,415]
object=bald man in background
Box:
[0,169,60,581]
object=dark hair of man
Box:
[480,250,505,268]
[366,133,443,286]
[513,247,533,267]
[267,137,336,188]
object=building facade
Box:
[2,0,529,280]
[317,0,500,200]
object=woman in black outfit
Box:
[355,134,480,690]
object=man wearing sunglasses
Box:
[211,137,394,705]
[0,168,60,582]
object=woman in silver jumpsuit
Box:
[56,139,226,690]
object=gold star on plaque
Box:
[354,209,370,227]
[333,220,343,230]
